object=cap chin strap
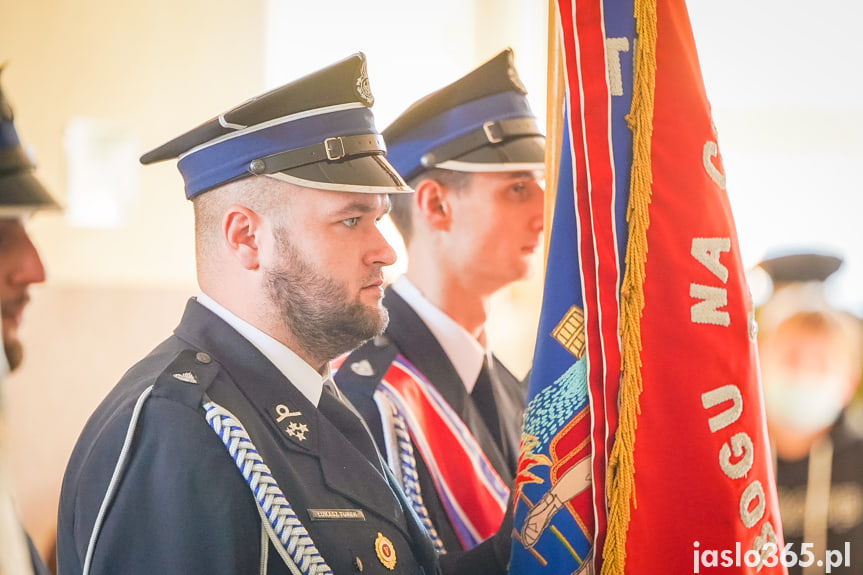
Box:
[419,117,542,169]
[248,133,386,176]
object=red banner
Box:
[618,1,786,572]
[510,1,786,574]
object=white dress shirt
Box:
[197,292,330,407]
[392,276,487,393]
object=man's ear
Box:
[414,178,451,231]
[223,205,261,270]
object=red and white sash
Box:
[375,355,509,550]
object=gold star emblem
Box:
[285,421,309,441]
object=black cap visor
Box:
[265,154,412,194]
[435,135,546,174]
[0,170,60,216]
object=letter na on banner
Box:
[691,237,732,326]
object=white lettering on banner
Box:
[691,238,730,282]
[691,284,731,326]
[701,385,743,433]
[719,432,754,479]
[605,37,630,96]
[740,480,766,529]
[691,229,774,567]
[701,384,776,567]
[703,119,726,190]
[690,237,732,327]
[752,521,780,569]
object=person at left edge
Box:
[56,53,439,575]
[0,66,57,575]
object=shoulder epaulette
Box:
[152,349,222,404]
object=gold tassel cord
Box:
[600,0,657,574]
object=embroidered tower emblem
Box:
[551,305,586,359]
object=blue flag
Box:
[509,1,635,572]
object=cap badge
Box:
[506,52,527,93]
[374,532,396,570]
[356,59,374,107]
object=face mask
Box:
[762,374,846,433]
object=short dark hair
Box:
[389,168,472,245]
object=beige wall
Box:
[0,0,267,558]
[1,0,268,288]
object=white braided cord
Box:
[391,409,446,554]
[203,401,332,575]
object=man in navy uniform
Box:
[0,69,58,575]
[757,252,863,575]
[335,49,544,568]
[56,54,440,575]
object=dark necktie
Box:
[317,382,384,474]
[318,383,438,567]
[471,356,503,449]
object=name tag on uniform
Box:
[308,508,366,521]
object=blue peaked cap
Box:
[141,53,410,199]
[383,48,545,182]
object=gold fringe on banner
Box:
[601,0,657,573]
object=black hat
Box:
[0,67,59,215]
[140,53,410,199]
[383,48,545,182]
[754,251,848,332]
[758,252,843,286]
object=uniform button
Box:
[195,352,211,364]
[353,556,363,572]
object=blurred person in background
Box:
[757,252,863,575]
[335,49,544,572]
[0,68,58,575]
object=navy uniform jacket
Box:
[336,286,525,562]
[57,298,437,575]
[776,412,863,575]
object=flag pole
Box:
[544,0,564,263]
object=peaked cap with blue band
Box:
[0,67,59,215]
[140,52,411,199]
[383,48,545,182]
